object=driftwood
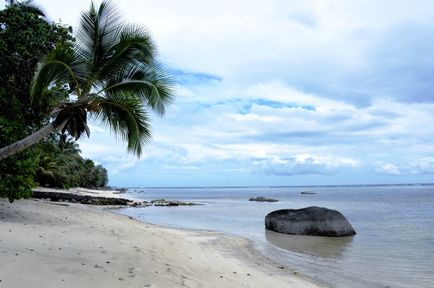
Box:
[32,191,132,206]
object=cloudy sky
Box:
[16,0,434,186]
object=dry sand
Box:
[0,199,321,288]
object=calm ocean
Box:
[118,185,434,288]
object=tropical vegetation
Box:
[0,1,73,200]
[36,134,108,189]
[0,0,174,160]
[0,1,173,201]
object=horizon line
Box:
[118,182,434,189]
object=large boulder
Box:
[265,206,356,237]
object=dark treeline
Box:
[0,2,108,201]
[36,134,108,189]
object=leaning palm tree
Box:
[0,0,174,160]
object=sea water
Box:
[118,185,434,288]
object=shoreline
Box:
[112,209,324,286]
[0,197,322,288]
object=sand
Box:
[32,186,135,200]
[0,198,321,288]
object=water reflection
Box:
[265,230,354,259]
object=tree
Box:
[5,1,45,17]
[58,134,81,154]
[0,2,73,200]
[0,1,72,131]
[35,136,108,189]
[0,0,174,160]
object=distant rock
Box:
[114,188,128,194]
[150,199,201,206]
[265,206,356,237]
[300,191,316,195]
[32,191,131,206]
[249,197,279,202]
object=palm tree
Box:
[0,1,174,160]
[58,134,81,154]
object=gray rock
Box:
[32,191,131,206]
[249,197,278,202]
[114,188,128,194]
[265,206,356,237]
[150,199,201,206]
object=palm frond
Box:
[31,44,85,103]
[96,24,156,80]
[91,94,151,156]
[76,0,123,86]
[99,63,175,115]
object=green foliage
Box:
[0,118,39,201]
[0,117,38,201]
[0,3,108,200]
[35,135,108,189]
[0,2,72,201]
[0,1,173,200]
[0,151,38,201]
[0,2,73,129]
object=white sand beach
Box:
[0,197,321,288]
[32,186,135,200]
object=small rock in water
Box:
[249,197,278,202]
[114,188,128,194]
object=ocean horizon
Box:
[121,182,434,189]
[118,184,434,288]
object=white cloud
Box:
[375,163,402,175]
[253,155,358,176]
[409,158,434,175]
[374,158,434,176]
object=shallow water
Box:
[118,185,434,288]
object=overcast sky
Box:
[10,0,434,186]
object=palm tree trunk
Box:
[0,123,56,160]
